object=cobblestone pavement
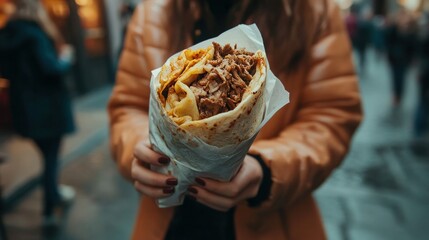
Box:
[315,50,429,240]
[3,142,139,240]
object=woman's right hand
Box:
[132,140,178,199]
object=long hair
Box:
[197,0,327,72]
[243,0,325,72]
[11,0,64,49]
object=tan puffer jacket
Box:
[108,0,362,239]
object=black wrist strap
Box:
[247,154,272,207]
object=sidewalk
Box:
[0,86,112,204]
[3,142,138,240]
[315,50,429,240]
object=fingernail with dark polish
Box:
[166,178,178,186]
[188,187,198,194]
[163,187,175,194]
[195,178,206,186]
[158,157,170,165]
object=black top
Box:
[165,156,272,240]
[192,0,237,44]
[165,197,236,240]
[0,20,75,139]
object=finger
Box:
[237,181,260,201]
[188,186,236,212]
[189,183,256,211]
[134,181,175,199]
[197,157,262,198]
[195,177,245,198]
[131,158,178,187]
[195,166,256,198]
[133,140,170,166]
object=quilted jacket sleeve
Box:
[108,3,170,181]
[248,2,362,210]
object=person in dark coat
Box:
[0,0,75,226]
[372,15,386,60]
[415,20,429,137]
[355,12,373,73]
[385,11,417,106]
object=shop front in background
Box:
[42,0,113,95]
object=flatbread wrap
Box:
[157,42,267,147]
[148,24,289,207]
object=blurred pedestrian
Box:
[109,0,362,239]
[415,14,429,137]
[385,10,418,106]
[355,10,373,73]
[345,7,358,47]
[0,0,76,227]
[372,15,386,60]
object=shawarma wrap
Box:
[157,42,267,147]
[148,24,289,208]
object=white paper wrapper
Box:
[148,24,289,208]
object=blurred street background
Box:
[0,0,428,239]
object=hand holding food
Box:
[188,155,263,212]
[148,25,289,207]
[132,140,178,199]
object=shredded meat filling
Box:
[189,42,259,119]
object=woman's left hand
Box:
[188,155,263,212]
